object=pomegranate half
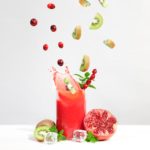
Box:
[84,109,117,141]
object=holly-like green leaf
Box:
[49,125,58,133]
[74,74,84,78]
[88,84,96,89]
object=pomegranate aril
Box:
[57,59,64,66]
[47,3,55,9]
[107,127,114,134]
[107,117,117,124]
[102,111,108,121]
[50,25,57,32]
[43,44,48,51]
[58,42,64,48]
[30,18,38,26]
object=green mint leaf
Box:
[74,74,84,78]
[85,132,98,143]
[84,72,90,77]
[59,130,64,135]
[49,125,58,133]
[58,130,66,141]
[88,84,96,89]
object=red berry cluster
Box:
[83,69,97,89]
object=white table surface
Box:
[0,125,149,150]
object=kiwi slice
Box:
[72,25,81,40]
[104,39,115,48]
[90,13,103,30]
[80,55,90,72]
[34,126,50,142]
[79,0,91,7]
[34,119,55,142]
[99,0,108,8]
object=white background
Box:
[0,0,150,124]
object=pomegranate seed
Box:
[47,3,55,9]
[43,44,48,51]
[83,84,88,89]
[90,74,95,80]
[86,79,91,85]
[92,69,97,74]
[57,59,64,66]
[50,25,57,32]
[58,42,64,48]
[30,18,38,26]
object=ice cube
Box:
[72,130,87,142]
[44,132,58,144]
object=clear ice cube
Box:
[44,132,58,144]
[72,130,87,142]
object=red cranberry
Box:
[86,79,91,85]
[57,59,64,66]
[83,84,88,89]
[58,42,64,48]
[47,3,55,9]
[92,69,97,74]
[90,74,95,80]
[43,44,48,51]
[30,18,38,26]
[50,25,57,32]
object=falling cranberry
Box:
[58,42,64,48]
[30,18,38,26]
[57,59,64,66]
[50,25,57,32]
[43,44,48,51]
[47,3,55,9]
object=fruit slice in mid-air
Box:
[79,0,91,7]
[84,109,117,141]
[98,0,108,8]
[90,13,103,30]
[34,119,55,142]
[72,25,82,40]
[80,55,90,72]
[104,39,115,48]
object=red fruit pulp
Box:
[52,67,86,139]
[84,109,117,141]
